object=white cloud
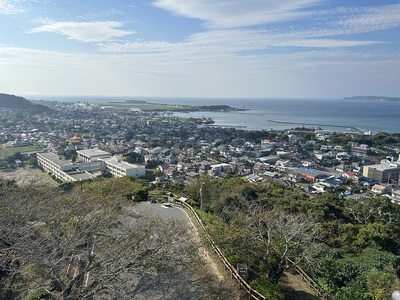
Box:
[152,1,400,40]
[98,27,383,58]
[78,8,124,21]
[29,20,135,42]
[152,0,320,28]
[1,43,399,98]
[0,0,24,14]
[2,1,399,98]
[336,4,400,33]
[99,41,175,53]
[277,39,383,48]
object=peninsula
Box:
[343,96,400,102]
[101,99,246,112]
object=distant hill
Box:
[344,96,400,102]
[0,93,53,113]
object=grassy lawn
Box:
[0,145,41,159]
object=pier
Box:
[267,119,364,134]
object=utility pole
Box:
[199,181,205,221]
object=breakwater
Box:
[267,119,364,134]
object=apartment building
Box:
[363,162,400,184]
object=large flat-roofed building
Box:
[101,157,146,178]
[76,149,111,162]
[363,162,400,184]
[37,150,145,182]
[37,152,93,182]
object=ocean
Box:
[32,95,400,133]
[134,97,400,134]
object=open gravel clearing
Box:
[127,202,244,299]
[0,167,57,187]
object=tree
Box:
[145,159,159,169]
[342,195,400,253]
[123,152,144,164]
[310,247,400,298]
[210,199,319,284]
[183,177,400,298]
[243,204,319,283]
[0,179,200,299]
[27,157,39,168]
[352,195,400,223]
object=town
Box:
[1,99,399,203]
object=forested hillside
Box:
[1,174,399,299]
[185,177,400,299]
[0,93,52,113]
[0,177,240,299]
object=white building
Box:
[100,156,145,178]
[37,150,145,182]
[209,163,231,177]
[37,152,94,182]
[76,149,111,162]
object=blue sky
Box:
[1,0,399,99]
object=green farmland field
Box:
[0,145,41,159]
[98,101,193,112]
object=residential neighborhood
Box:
[1,100,400,204]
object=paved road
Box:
[119,201,243,300]
[132,201,189,222]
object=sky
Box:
[1,0,399,99]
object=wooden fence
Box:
[182,201,267,300]
[181,200,331,300]
[287,258,330,300]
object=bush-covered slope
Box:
[0,93,52,113]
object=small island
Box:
[343,96,400,102]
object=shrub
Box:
[251,278,284,300]
[26,287,50,300]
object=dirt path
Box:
[181,206,245,299]
[280,271,322,300]
[184,205,324,300]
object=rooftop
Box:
[76,149,111,157]
[367,162,400,171]
[101,157,141,169]
[37,152,71,167]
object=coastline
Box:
[99,100,245,113]
[27,95,400,133]
[267,119,365,134]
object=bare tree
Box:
[218,201,319,284]
[0,181,201,299]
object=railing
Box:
[287,258,330,300]
[181,200,331,300]
[181,201,267,300]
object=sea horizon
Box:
[25,94,400,134]
[25,94,341,103]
